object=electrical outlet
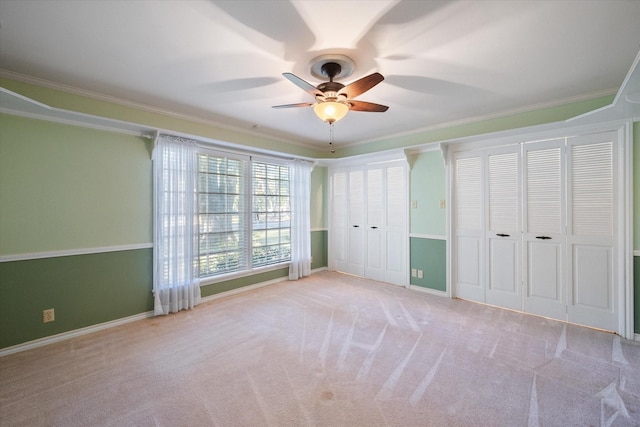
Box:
[411,268,417,277]
[412,200,418,209]
[417,270,424,279]
[439,199,446,209]
[43,308,55,323]
[310,256,313,264]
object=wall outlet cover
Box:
[43,308,55,323]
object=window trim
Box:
[196,147,292,281]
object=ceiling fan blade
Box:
[338,72,384,99]
[272,102,314,109]
[348,100,389,112]
[283,73,323,97]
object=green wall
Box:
[311,230,328,271]
[409,150,446,236]
[409,150,447,291]
[636,257,640,336]
[310,166,328,273]
[410,238,446,291]
[0,115,152,254]
[310,166,328,229]
[0,249,153,348]
[201,268,289,298]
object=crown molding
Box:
[0,69,318,151]
[340,88,617,150]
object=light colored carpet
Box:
[1,271,639,426]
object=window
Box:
[252,161,291,267]
[196,152,291,278]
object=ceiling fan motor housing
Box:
[317,81,345,94]
[318,62,346,95]
[321,62,342,80]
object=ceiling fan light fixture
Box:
[313,100,349,123]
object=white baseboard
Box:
[1,269,330,357]
[0,311,153,357]
[636,333,640,342]
[409,284,448,297]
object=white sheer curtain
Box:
[289,160,313,280]
[152,135,201,315]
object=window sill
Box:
[198,262,290,287]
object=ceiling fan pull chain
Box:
[329,122,336,154]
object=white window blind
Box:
[197,154,247,277]
[251,161,291,267]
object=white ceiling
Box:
[1,0,639,150]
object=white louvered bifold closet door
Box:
[566,132,617,331]
[365,167,384,282]
[522,139,566,321]
[485,147,521,310]
[348,170,366,277]
[454,152,484,302]
[385,164,407,286]
[331,171,349,273]
[452,130,623,333]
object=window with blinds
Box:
[196,154,292,278]
[197,154,247,277]
[251,161,291,267]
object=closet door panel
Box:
[488,239,517,292]
[454,154,484,302]
[331,171,349,272]
[572,244,612,309]
[566,133,616,331]
[456,235,481,292]
[366,167,384,281]
[527,241,562,301]
[486,148,521,310]
[348,170,365,276]
[385,164,407,285]
[386,231,404,282]
[522,140,566,321]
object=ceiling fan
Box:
[272,57,389,124]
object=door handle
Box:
[535,236,551,240]
[353,225,360,228]
[371,226,378,229]
[496,233,510,237]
